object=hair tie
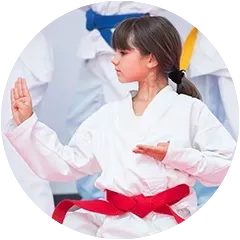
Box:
[168,69,185,85]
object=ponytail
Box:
[168,69,202,101]
[177,76,202,101]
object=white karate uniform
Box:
[1,32,55,216]
[75,3,238,202]
[71,0,165,199]
[5,86,235,238]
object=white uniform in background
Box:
[189,33,238,140]
[1,32,55,216]
[5,85,235,238]
[203,24,240,143]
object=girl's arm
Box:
[162,100,236,186]
[5,111,102,182]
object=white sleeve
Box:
[4,111,102,182]
[162,100,236,186]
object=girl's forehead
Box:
[112,31,135,50]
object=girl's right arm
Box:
[5,78,101,182]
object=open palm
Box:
[11,77,33,125]
[133,142,169,161]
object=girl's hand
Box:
[11,77,33,126]
[133,142,169,161]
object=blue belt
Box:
[86,9,150,47]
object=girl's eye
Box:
[120,51,127,56]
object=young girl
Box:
[5,16,236,238]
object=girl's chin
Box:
[118,77,133,84]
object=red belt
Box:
[52,184,190,224]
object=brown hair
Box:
[112,16,202,100]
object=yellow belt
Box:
[180,27,199,70]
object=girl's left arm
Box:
[162,100,236,187]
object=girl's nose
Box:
[111,54,119,66]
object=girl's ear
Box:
[147,53,158,69]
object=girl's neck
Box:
[133,75,167,103]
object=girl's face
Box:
[111,48,151,83]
